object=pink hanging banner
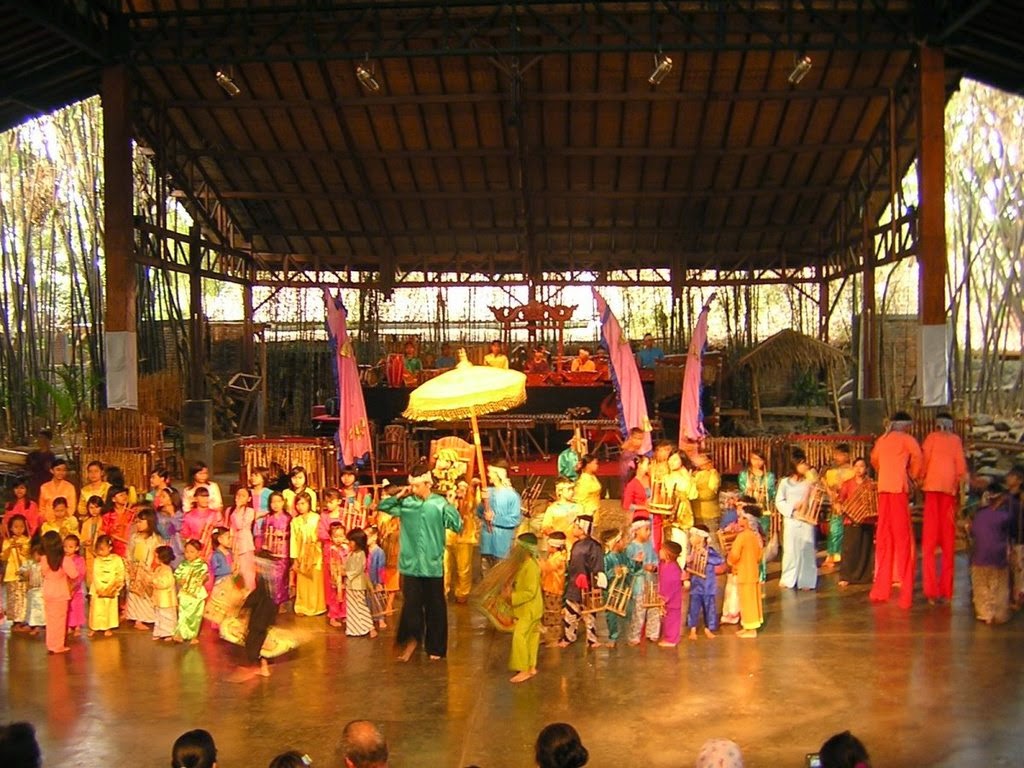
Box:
[324,289,373,465]
[593,289,652,455]
[679,295,716,447]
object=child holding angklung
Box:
[508,532,543,683]
[366,524,388,631]
[125,509,164,630]
[63,534,86,637]
[2,514,32,631]
[344,527,376,638]
[540,531,568,644]
[151,545,178,641]
[600,528,634,648]
[22,539,45,637]
[325,521,349,628]
[290,492,325,617]
[685,526,725,640]
[658,540,684,647]
[89,534,124,637]
[282,465,318,514]
[174,539,209,643]
[727,507,765,639]
[79,495,105,585]
[256,491,292,612]
[41,497,78,539]
[39,530,77,653]
[625,515,660,646]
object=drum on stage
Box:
[386,353,406,388]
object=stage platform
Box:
[3,554,1023,768]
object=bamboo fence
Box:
[240,437,340,490]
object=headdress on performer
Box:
[690,527,710,540]
[471,531,539,631]
[575,514,595,535]
[517,532,539,555]
[487,458,511,486]
[599,528,622,549]
[408,465,433,486]
[555,476,575,491]
[630,514,651,531]
[663,540,682,558]
[547,531,567,549]
[936,411,954,431]
[888,410,914,432]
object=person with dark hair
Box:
[5,478,40,536]
[25,429,55,501]
[558,515,605,649]
[63,534,86,636]
[345,527,376,638]
[267,751,311,768]
[969,482,1017,624]
[691,454,722,535]
[23,539,45,636]
[836,458,877,586]
[636,333,664,370]
[39,458,76,525]
[145,465,173,505]
[2,514,32,630]
[290,493,326,617]
[78,460,110,519]
[154,487,185,566]
[920,412,968,604]
[0,721,42,768]
[89,535,125,637]
[685,526,725,640]
[573,455,602,521]
[339,719,389,768]
[728,507,764,638]
[570,347,595,373]
[869,411,923,609]
[776,459,817,591]
[477,459,522,575]
[378,462,462,661]
[39,529,77,652]
[183,461,223,513]
[222,575,298,680]
[174,539,210,643]
[41,496,78,540]
[80,494,106,578]
[152,545,178,641]
[1006,464,1024,605]
[483,339,508,369]
[282,465,317,514]
[126,508,164,629]
[170,728,218,768]
[534,722,588,768]
[506,532,543,681]
[102,486,137,558]
[818,730,871,768]
[822,443,855,572]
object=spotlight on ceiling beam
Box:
[356,59,381,92]
[788,54,812,85]
[215,70,241,97]
[648,53,673,86]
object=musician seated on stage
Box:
[434,342,456,370]
[570,347,596,373]
[402,341,423,374]
[484,339,509,369]
[525,347,551,374]
[636,333,665,369]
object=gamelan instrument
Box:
[843,479,878,524]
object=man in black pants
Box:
[378,462,463,661]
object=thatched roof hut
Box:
[737,330,850,427]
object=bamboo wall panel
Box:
[240,437,340,491]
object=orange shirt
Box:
[921,431,968,496]
[870,431,922,494]
[727,528,763,585]
[39,479,77,522]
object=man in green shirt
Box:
[378,463,462,661]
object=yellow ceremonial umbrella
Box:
[403,349,527,498]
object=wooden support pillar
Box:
[102,65,139,409]
[241,276,255,373]
[188,225,205,400]
[862,221,878,400]
[817,265,830,342]
[917,45,950,405]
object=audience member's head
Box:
[534,722,588,768]
[0,722,41,768]
[267,751,312,768]
[339,720,388,768]
[819,731,871,768]
[171,729,218,768]
[695,738,743,768]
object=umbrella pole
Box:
[470,409,492,529]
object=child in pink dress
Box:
[228,488,257,591]
[40,530,78,653]
[63,534,87,635]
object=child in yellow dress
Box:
[89,535,125,637]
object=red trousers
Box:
[870,492,915,609]
[921,491,956,600]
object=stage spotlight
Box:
[356,60,381,92]
[648,53,673,85]
[788,54,812,85]
[215,70,241,97]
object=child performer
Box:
[344,527,376,638]
[125,509,164,629]
[727,509,765,639]
[39,530,77,653]
[78,461,110,520]
[151,545,178,641]
[282,465,317,514]
[968,482,1016,625]
[89,535,124,637]
[102,486,137,558]
[541,531,568,643]
[174,539,209,643]
[181,487,220,560]
[63,534,86,636]
[626,515,660,646]
[558,514,605,649]
[2,514,31,630]
[290,492,325,616]
[7,478,40,535]
[143,466,172,505]
[255,491,291,612]
[541,479,581,539]
[249,466,272,521]
[182,461,223,513]
[509,532,543,683]
[210,527,234,589]
[325,521,349,628]
[154,488,184,566]
[221,576,298,681]
[79,495,105,585]
[22,541,45,636]
[600,529,633,648]
[685,527,725,640]
[41,497,78,539]
[339,464,371,520]
[658,540,684,647]
[227,488,257,590]
[366,525,388,631]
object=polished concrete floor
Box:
[3,554,1024,768]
